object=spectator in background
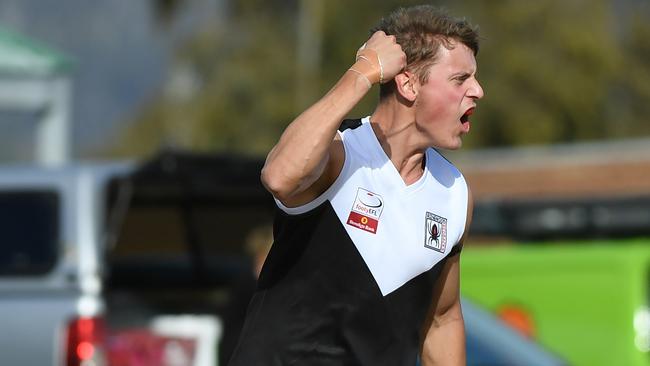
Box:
[218,225,272,365]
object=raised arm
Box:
[421,187,474,365]
[261,31,405,207]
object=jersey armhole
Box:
[448,243,463,257]
[429,148,470,256]
[450,172,469,256]
[274,130,351,215]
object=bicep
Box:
[421,253,462,338]
[276,136,345,208]
[420,254,464,364]
[432,254,461,317]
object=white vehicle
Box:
[0,152,271,366]
[0,162,131,366]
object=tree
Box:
[110,0,420,157]
[111,0,650,157]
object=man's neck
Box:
[370,99,427,185]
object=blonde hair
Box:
[372,5,480,98]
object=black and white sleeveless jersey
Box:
[228,117,469,366]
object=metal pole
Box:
[296,0,323,111]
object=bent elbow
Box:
[261,165,294,201]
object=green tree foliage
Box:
[446,0,647,147]
[111,0,650,157]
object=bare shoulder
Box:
[328,133,345,176]
[279,135,345,208]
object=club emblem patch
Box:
[347,188,384,234]
[424,212,447,252]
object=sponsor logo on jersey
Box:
[424,212,447,252]
[347,188,384,234]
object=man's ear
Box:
[394,71,418,102]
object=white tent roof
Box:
[0,26,71,77]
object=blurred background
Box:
[0,0,648,365]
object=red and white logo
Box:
[347,188,384,234]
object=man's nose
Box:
[469,79,484,99]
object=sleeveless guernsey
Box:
[228,117,469,366]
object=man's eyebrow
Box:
[449,71,472,80]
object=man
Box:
[228,5,483,365]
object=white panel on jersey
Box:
[276,117,468,296]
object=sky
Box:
[0,0,223,161]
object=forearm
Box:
[262,31,405,201]
[421,307,466,366]
[261,69,371,199]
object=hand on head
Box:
[354,31,406,85]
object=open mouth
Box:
[460,108,474,123]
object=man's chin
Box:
[435,138,463,151]
[453,135,466,149]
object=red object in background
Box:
[497,304,536,339]
[107,328,196,366]
[66,316,107,366]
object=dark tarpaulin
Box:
[107,150,274,290]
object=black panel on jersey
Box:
[448,243,463,257]
[338,119,363,132]
[383,258,448,352]
[228,202,450,366]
